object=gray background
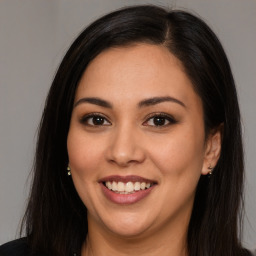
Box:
[0,0,255,250]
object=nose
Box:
[106,125,146,167]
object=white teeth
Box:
[134,182,140,191]
[105,181,153,193]
[117,181,125,191]
[125,182,134,193]
[140,182,146,190]
[106,181,112,190]
[112,181,118,191]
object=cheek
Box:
[67,131,104,212]
[67,130,103,179]
[148,127,205,178]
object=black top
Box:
[0,238,29,256]
[0,238,79,256]
[0,237,254,256]
[0,238,47,256]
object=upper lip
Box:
[98,175,157,184]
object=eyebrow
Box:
[74,97,113,108]
[74,96,186,109]
[138,96,186,108]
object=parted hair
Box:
[22,5,250,256]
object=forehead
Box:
[75,44,200,108]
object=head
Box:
[24,5,244,256]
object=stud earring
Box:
[208,165,214,175]
[67,166,71,176]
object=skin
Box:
[67,44,221,256]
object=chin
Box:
[100,212,154,238]
[107,223,150,238]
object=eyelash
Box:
[143,113,177,127]
[80,112,177,127]
[80,113,111,126]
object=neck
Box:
[81,216,189,256]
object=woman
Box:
[0,5,252,256]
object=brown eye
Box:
[152,116,167,126]
[81,114,111,126]
[91,116,105,125]
[143,114,177,127]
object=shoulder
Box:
[0,238,29,256]
[0,238,48,256]
[242,248,255,256]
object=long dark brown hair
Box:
[21,5,250,256]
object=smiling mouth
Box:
[103,181,153,194]
[99,175,157,204]
[100,175,157,194]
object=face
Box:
[67,44,215,239]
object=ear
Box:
[201,125,223,175]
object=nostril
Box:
[106,148,146,167]
[105,132,146,166]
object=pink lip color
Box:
[100,184,155,205]
[99,175,157,205]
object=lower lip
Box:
[100,183,155,205]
